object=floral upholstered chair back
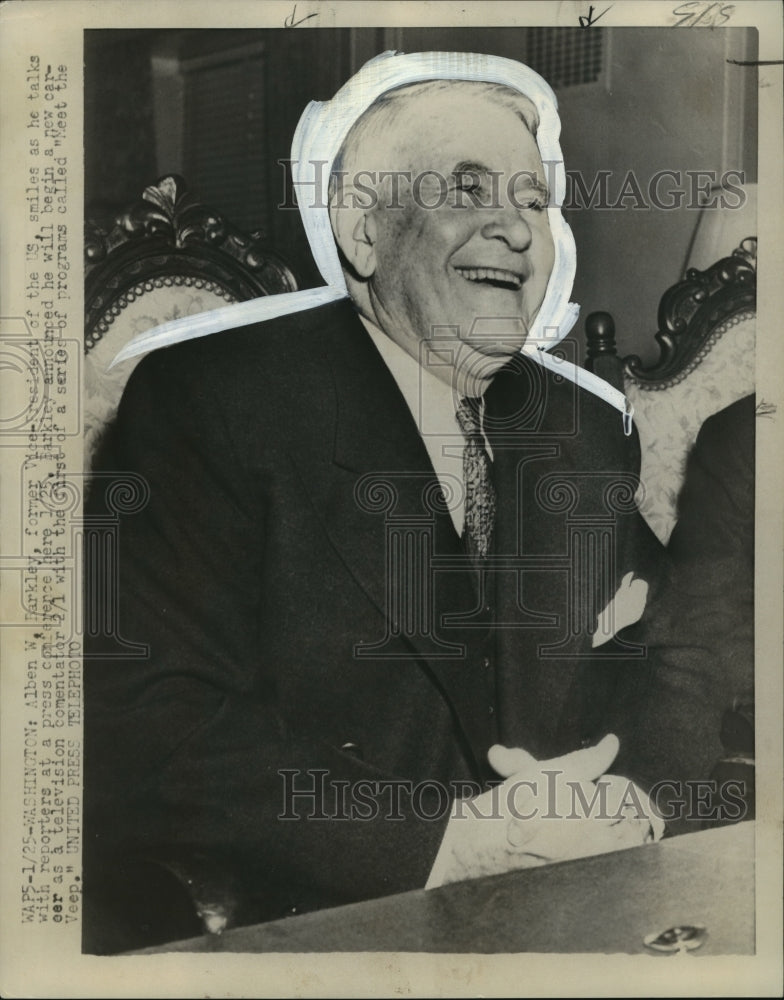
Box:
[585,238,756,544]
[84,175,297,465]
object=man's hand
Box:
[425,735,657,890]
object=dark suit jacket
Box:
[84,300,659,943]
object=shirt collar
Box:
[359,315,466,442]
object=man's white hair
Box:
[331,78,540,182]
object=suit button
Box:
[488,705,494,715]
[481,656,491,669]
[580,736,592,748]
[340,741,363,759]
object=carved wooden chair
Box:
[585,237,756,545]
[84,174,297,464]
[83,176,298,952]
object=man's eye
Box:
[516,192,549,211]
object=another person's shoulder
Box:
[677,392,756,523]
[693,393,756,461]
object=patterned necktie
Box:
[455,397,496,561]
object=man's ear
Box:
[330,201,378,279]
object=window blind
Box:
[182,46,268,234]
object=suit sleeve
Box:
[84,346,449,918]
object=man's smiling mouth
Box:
[453,266,523,290]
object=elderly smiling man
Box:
[326,79,555,395]
[84,52,661,949]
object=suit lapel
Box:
[323,304,469,621]
[289,303,490,765]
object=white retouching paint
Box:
[110,50,631,428]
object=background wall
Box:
[558,27,757,361]
[84,26,757,362]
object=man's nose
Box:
[480,206,533,253]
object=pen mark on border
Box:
[284,4,319,28]
[578,5,612,28]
